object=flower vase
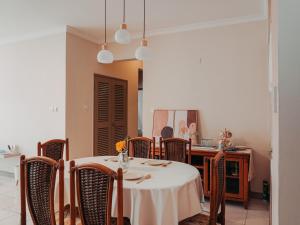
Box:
[118,149,129,170]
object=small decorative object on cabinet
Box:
[218,128,233,149]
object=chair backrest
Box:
[20,155,64,225]
[38,139,69,161]
[159,137,191,164]
[128,137,155,159]
[209,150,225,225]
[70,162,123,225]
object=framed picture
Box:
[152,109,199,144]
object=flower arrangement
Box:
[116,140,126,153]
[115,136,130,153]
[116,137,131,169]
[218,128,233,149]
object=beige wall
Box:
[111,21,271,193]
[0,33,66,156]
[66,33,141,159]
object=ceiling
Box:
[0,0,266,44]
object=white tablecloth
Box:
[56,156,204,225]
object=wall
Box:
[0,33,66,156]
[110,21,271,193]
[66,33,141,159]
[278,0,300,224]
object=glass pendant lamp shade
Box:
[135,39,151,60]
[115,23,131,44]
[97,44,114,64]
[97,0,114,64]
[135,0,151,61]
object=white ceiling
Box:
[0,0,266,44]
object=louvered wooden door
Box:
[94,74,128,156]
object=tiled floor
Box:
[0,173,269,225]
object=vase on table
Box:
[118,149,129,170]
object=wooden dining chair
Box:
[159,137,192,164]
[128,137,155,159]
[179,151,226,225]
[69,161,130,225]
[20,155,65,225]
[38,139,69,161]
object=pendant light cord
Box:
[123,0,126,23]
[143,0,146,39]
[104,0,107,43]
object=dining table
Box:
[55,156,205,225]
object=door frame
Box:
[93,73,128,156]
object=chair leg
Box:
[20,155,26,225]
[220,198,226,225]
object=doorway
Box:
[94,74,128,156]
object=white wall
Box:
[111,21,271,193]
[269,0,279,224]
[0,33,66,156]
[278,0,300,224]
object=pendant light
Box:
[97,0,114,64]
[135,0,151,60]
[114,0,131,44]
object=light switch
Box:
[49,106,59,112]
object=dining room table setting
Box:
[55,155,205,225]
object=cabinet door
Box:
[111,79,128,152]
[225,158,244,199]
[94,75,128,156]
[94,76,113,156]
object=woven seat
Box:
[70,161,128,225]
[128,137,155,159]
[57,217,82,225]
[59,214,131,225]
[179,212,210,225]
[179,151,226,225]
[38,139,69,161]
[20,155,65,225]
[111,217,131,225]
[60,217,131,225]
[159,137,191,164]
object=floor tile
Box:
[0,214,33,225]
[0,208,17,222]
[0,174,270,225]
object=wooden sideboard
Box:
[154,147,251,208]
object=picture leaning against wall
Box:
[152,109,199,144]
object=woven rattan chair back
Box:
[209,150,226,225]
[70,162,124,225]
[38,139,69,161]
[159,138,191,164]
[128,137,155,159]
[20,156,65,225]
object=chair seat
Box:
[56,216,131,225]
[179,212,210,225]
[55,217,82,225]
[111,217,131,225]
